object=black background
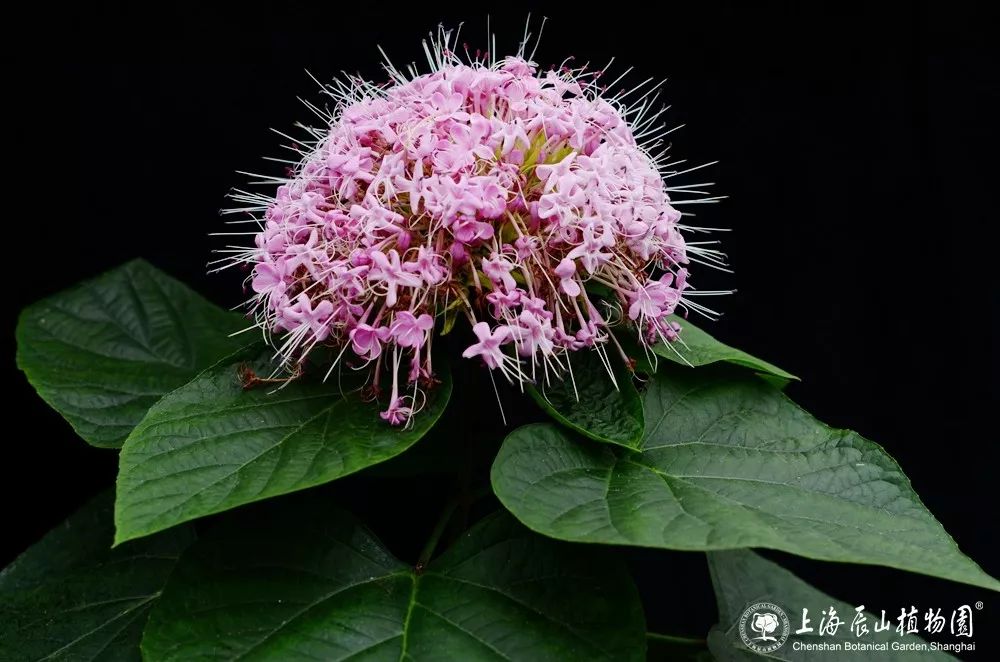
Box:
[6,1,997,655]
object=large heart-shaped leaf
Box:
[707,550,955,660]
[115,346,452,544]
[651,315,796,380]
[492,367,998,590]
[528,349,644,448]
[0,492,194,661]
[16,259,247,448]
[141,502,645,661]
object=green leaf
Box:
[114,346,452,544]
[527,349,644,448]
[651,315,797,380]
[16,259,247,448]
[0,491,194,661]
[491,366,999,590]
[141,501,646,661]
[707,550,956,660]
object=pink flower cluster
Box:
[230,37,718,425]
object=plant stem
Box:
[416,498,459,570]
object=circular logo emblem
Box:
[738,601,790,653]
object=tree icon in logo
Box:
[739,602,789,652]
[751,612,780,641]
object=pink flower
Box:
[350,323,390,360]
[575,320,601,347]
[486,288,523,317]
[627,278,682,321]
[554,258,581,297]
[403,246,448,285]
[228,28,721,424]
[511,310,555,357]
[450,217,494,244]
[482,253,517,292]
[285,294,335,341]
[462,322,512,369]
[379,397,413,426]
[389,311,435,349]
[284,228,328,277]
[368,249,422,307]
[252,261,284,295]
[513,236,538,260]
[521,296,553,321]
[553,326,583,350]
[566,223,615,274]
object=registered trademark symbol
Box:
[975,601,984,610]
